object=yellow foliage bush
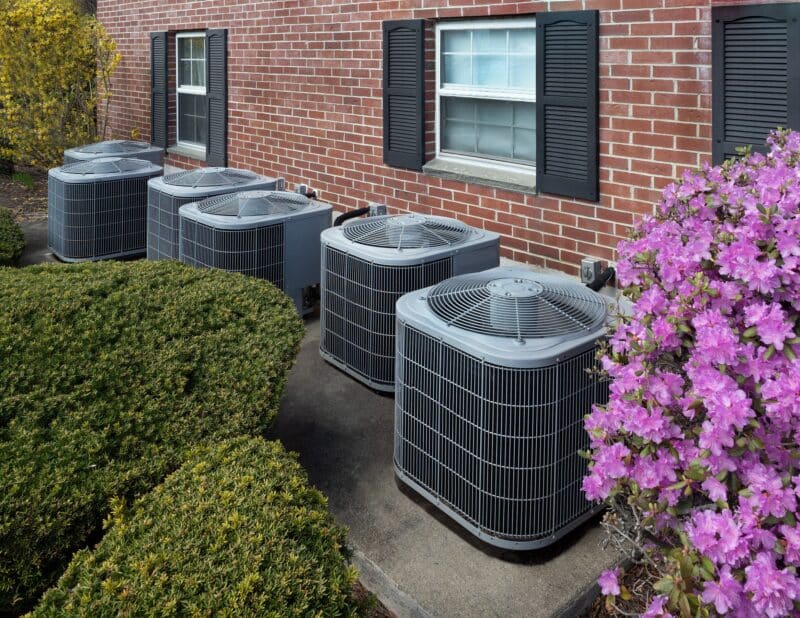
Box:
[0,0,120,168]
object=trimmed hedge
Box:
[31,438,363,617]
[0,261,305,613]
[0,208,24,265]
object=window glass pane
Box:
[443,54,471,85]
[515,102,535,129]
[509,29,535,53]
[191,37,205,59]
[474,29,506,53]
[441,26,534,91]
[178,36,206,88]
[442,120,476,153]
[178,93,207,146]
[441,97,535,164]
[178,37,191,61]
[443,30,470,53]
[477,99,512,125]
[513,128,535,162]
[510,56,533,90]
[179,60,192,87]
[477,124,512,158]
[473,55,507,88]
[192,60,206,88]
[446,97,475,121]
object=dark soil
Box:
[0,167,48,221]
[582,562,650,617]
[352,580,396,617]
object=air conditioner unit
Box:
[147,167,284,260]
[179,190,332,314]
[394,267,610,550]
[63,140,164,165]
[48,157,163,262]
[320,214,500,392]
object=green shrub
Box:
[0,261,305,613]
[30,438,363,617]
[0,208,24,265]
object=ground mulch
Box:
[0,167,48,221]
[582,562,650,617]
[352,581,396,617]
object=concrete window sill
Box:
[167,145,207,162]
[422,157,536,195]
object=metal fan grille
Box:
[75,140,150,155]
[61,157,153,175]
[427,273,606,339]
[165,167,258,188]
[197,191,311,217]
[342,214,472,249]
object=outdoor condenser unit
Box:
[48,157,163,262]
[319,214,500,392]
[63,140,164,165]
[179,190,332,314]
[394,267,609,550]
[147,167,284,260]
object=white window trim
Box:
[176,31,207,154]
[435,17,536,174]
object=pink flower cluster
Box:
[585,131,800,617]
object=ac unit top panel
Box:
[64,140,160,158]
[179,191,333,230]
[321,214,499,266]
[148,168,284,198]
[396,266,610,368]
[49,157,163,183]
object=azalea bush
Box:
[584,130,800,617]
[0,0,120,167]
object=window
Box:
[151,29,227,165]
[382,13,598,201]
[436,19,536,170]
[176,32,207,152]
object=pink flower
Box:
[642,595,673,618]
[594,443,630,479]
[583,129,800,617]
[686,509,749,566]
[701,565,742,614]
[744,553,800,618]
[701,477,728,502]
[597,567,620,596]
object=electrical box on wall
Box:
[581,257,605,287]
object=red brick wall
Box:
[96,0,786,275]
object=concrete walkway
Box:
[18,220,616,618]
[18,220,56,266]
[273,320,617,618]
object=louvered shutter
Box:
[712,4,800,164]
[150,32,168,149]
[536,11,599,202]
[383,20,425,171]
[206,29,228,166]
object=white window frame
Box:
[435,18,536,173]
[176,31,207,154]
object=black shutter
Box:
[206,29,228,167]
[150,32,168,149]
[712,4,800,164]
[382,20,425,171]
[536,11,599,202]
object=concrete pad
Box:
[272,319,618,618]
[19,220,58,266]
